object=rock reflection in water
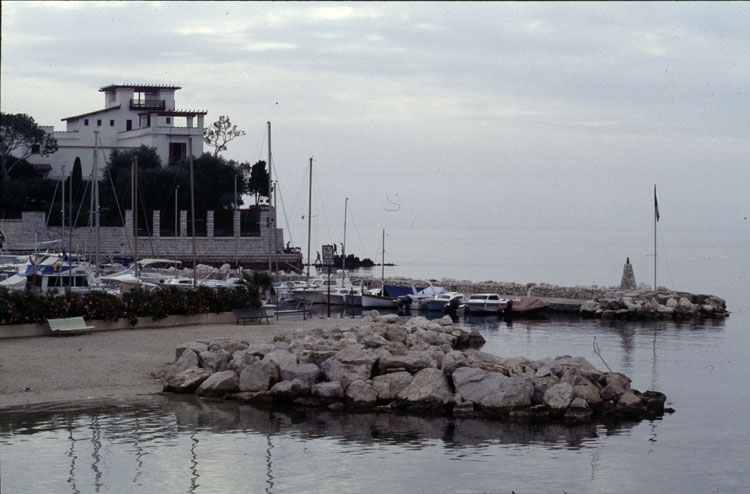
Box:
[0,394,639,492]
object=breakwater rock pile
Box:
[163,312,668,424]
[381,277,728,320]
[581,290,728,320]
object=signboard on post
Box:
[322,244,335,266]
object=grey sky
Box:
[2,1,748,240]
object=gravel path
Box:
[0,317,363,408]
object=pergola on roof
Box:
[99,83,182,92]
[137,109,208,116]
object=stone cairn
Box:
[620,258,636,289]
[163,311,669,424]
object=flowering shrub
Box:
[0,282,261,326]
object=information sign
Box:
[322,244,335,266]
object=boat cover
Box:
[383,285,425,298]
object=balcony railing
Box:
[130,98,166,111]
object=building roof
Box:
[61,105,121,121]
[100,84,182,92]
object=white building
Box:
[32,84,205,179]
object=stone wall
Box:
[383,276,610,301]
[0,208,301,269]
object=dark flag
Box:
[654,186,660,222]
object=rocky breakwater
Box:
[580,290,728,320]
[163,311,669,424]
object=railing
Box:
[130,98,165,111]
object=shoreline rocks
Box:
[163,311,671,424]
[580,290,728,320]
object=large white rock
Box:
[196,370,239,397]
[398,368,455,405]
[372,371,413,400]
[543,382,574,410]
[452,367,534,409]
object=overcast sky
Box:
[2,1,749,243]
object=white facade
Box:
[30,84,205,179]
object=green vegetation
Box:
[1,112,58,181]
[0,282,264,326]
[203,115,246,157]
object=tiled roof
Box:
[100,84,182,92]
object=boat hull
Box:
[361,294,397,308]
[465,302,504,314]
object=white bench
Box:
[47,317,95,336]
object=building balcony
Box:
[118,125,202,139]
[130,98,166,111]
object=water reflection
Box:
[0,395,643,493]
[0,313,734,493]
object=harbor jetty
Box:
[163,311,669,424]
[378,277,728,320]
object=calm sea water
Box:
[1,227,748,493]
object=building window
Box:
[110,120,115,127]
[84,119,89,126]
[126,120,132,131]
[97,119,102,126]
[169,142,187,163]
[166,117,171,124]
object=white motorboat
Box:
[464,293,509,314]
[426,292,464,311]
[329,286,363,306]
[20,254,98,293]
[275,279,309,301]
[361,287,398,308]
[290,277,342,304]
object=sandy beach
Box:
[0,317,364,409]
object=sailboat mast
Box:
[61,164,65,254]
[268,121,273,274]
[342,197,348,285]
[306,157,312,279]
[133,156,139,279]
[94,132,100,271]
[189,136,197,288]
[381,228,385,283]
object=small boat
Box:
[399,285,441,311]
[361,287,398,308]
[508,297,548,315]
[426,291,464,312]
[290,277,343,304]
[20,254,98,293]
[160,277,195,289]
[329,286,363,306]
[464,293,508,314]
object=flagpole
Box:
[654,185,658,290]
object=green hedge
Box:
[0,285,261,326]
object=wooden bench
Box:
[232,307,270,325]
[47,317,95,336]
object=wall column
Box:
[152,210,160,238]
[207,211,214,238]
[180,210,188,238]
